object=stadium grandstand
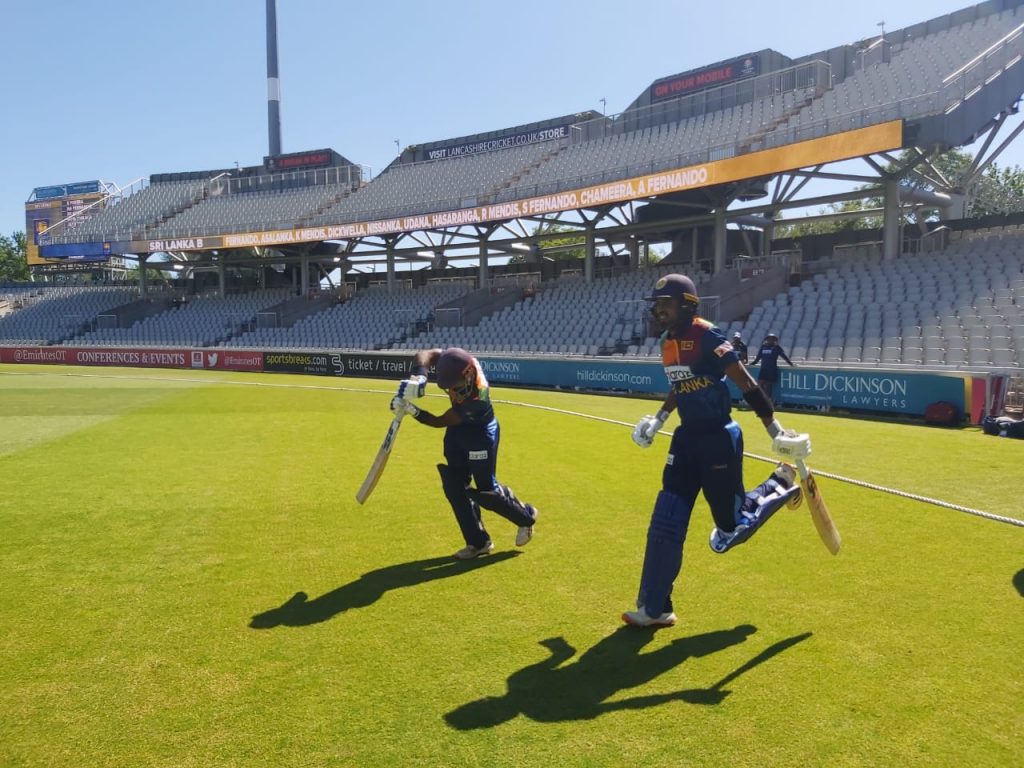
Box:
[5,0,1024,415]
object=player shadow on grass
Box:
[1014,568,1024,598]
[248,552,519,628]
[445,626,812,728]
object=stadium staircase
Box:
[138,183,216,239]
[493,144,569,193]
[736,94,817,155]
[98,295,177,329]
[252,292,338,331]
[294,188,355,228]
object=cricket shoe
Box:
[772,462,796,489]
[515,506,538,547]
[453,541,494,560]
[622,607,677,628]
[709,524,748,554]
[771,462,803,508]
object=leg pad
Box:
[637,490,693,617]
[438,464,488,547]
[466,483,534,527]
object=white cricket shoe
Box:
[709,524,749,554]
[622,607,677,628]
[453,541,494,560]
[772,462,796,488]
[516,506,538,547]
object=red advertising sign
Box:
[651,56,761,102]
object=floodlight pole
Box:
[266,0,282,157]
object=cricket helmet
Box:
[436,347,476,396]
[645,273,699,307]
[645,273,700,329]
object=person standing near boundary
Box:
[622,274,810,628]
[731,332,748,364]
[751,332,795,407]
[390,347,539,560]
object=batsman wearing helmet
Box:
[622,274,810,628]
[390,347,539,560]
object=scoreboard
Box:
[25,181,107,265]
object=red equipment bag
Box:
[923,401,960,426]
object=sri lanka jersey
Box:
[660,317,738,432]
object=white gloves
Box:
[772,428,812,459]
[391,374,427,416]
[632,410,670,448]
[396,374,427,401]
[389,397,421,418]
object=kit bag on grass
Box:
[982,415,1024,438]
[924,401,959,426]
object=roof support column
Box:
[713,207,727,274]
[584,225,595,282]
[883,178,901,260]
[139,254,149,298]
[763,217,775,258]
[478,242,489,289]
[943,191,967,221]
[386,241,396,292]
[218,259,226,297]
[300,256,310,296]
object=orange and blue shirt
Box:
[660,318,738,432]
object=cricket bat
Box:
[355,412,405,504]
[795,458,841,555]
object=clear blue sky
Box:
[2,0,1020,239]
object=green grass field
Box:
[1,364,1021,768]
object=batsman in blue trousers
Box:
[622,274,812,628]
[390,347,539,560]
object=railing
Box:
[426,276,476,287]
[833,241,883,260]
[699,296,721,323]
[571,59,832,143]
[433,307,462,327]
[941,22,1024,111]
[1004,375,1024,415]
[37,177,147,238]
[488,272,540,289]
[918,226,951,254]
[220,164,362,195]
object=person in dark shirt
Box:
[751,333,795,406]
[391,347,539,560]
[731,332,748,364]
[622,275,810,628]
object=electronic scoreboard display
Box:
[25,181,107,265]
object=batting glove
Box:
[396,374,428,401]
[631,410,670,448]
[390,397,420,418]
[772,429,811,459]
